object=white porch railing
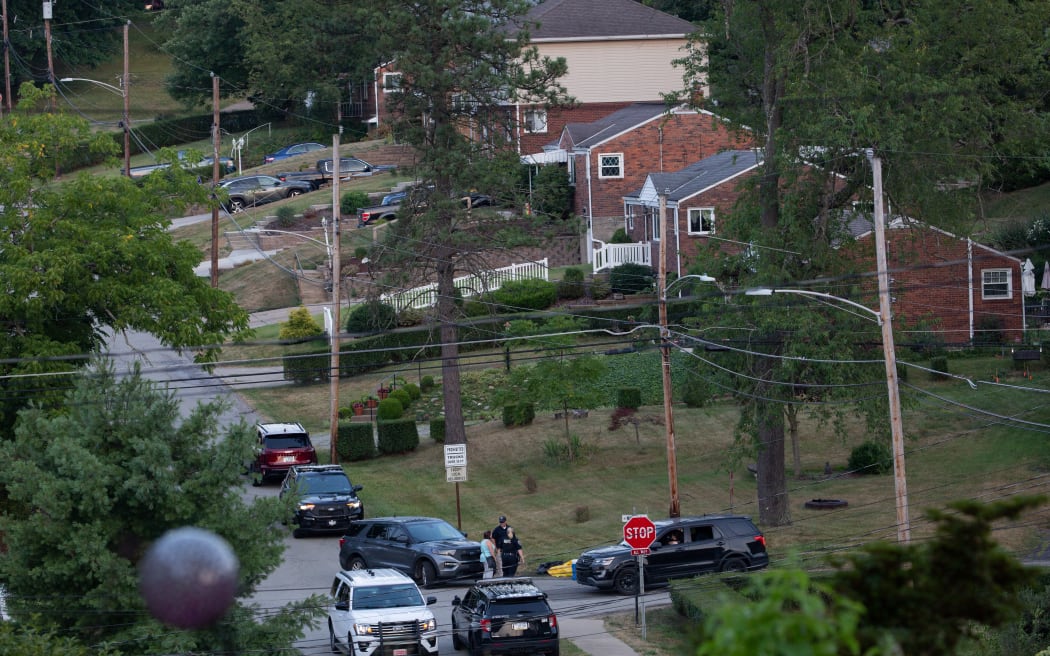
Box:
[593,240,651,272]
[380,259,549,311]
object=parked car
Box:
[217,174,313,212]
[338,516,484,587]
[280,464,364,537]
[327,568,438,656]
[248,422,317,485]
[263,141,326,164]
[451,577,559,656]
[573,514,769,595]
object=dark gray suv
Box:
[338,517,484,587]
[574,514,769,595]
[451,577,559,656]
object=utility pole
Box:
[658,188,681,518]
[867,149,911,543]
[329,133,342,463]
[43,1,54,105]
[121,21,130,179]
[2,0,12,112]
[210,73,220,288]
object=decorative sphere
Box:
[139,527,239,629]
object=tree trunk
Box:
[437,259,465,445]
[786,405,801,478]
[755,334,791,527]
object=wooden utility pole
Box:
[210,73,220,288]
[329,133,342,462]
[658,188,681,518]
[868,149,911,543]
[43,2,54,90]
[121,21,130,179]
[2,0,12,112]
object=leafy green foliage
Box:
[341,191,372,215]
[389,388,411,408]
[528,163,573,220]
[610,228,632,244]
[279,306,324,341]
[429,417,446,443]
[502,403,536,427]
[282,346,330,384]
[275,205,297,227]
[610,263,656,294]
[557,267,586,299]
[337,422,377,461]
[847,440,892,475]
[346,301,398,333]
[0,362,318,651]
[377,397,404,420]
[616,388,643,410]
[491,279,558,312]
[377,419,420,454]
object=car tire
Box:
[229,197,245,213]
[249,465,263,487]
[613,566,639,595]
[417,560,438,588]
[720,557,747,573]
[288,189,303,198]
[347,556,368,571]
[292,527,306,539]
[468,632,483,656]
[451,619,463,650]
[328,622,339,653]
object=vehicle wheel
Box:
[613,566,639,595]
[549,645,559,656]
[347,556,368,571]
[292,527,306,539]
[720,557,747,573]
[417,560,438,588]
[250,465,263,487]
[288,189,303,198]
[451,618,463,650]
[328,621,339,653]
[229,197,245,213]
[468,632,483,656]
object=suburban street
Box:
[105,326,666,655]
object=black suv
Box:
[338,517,484,587]
[280,465,364,538]
[574,514,768,595]
[451,578,559,656]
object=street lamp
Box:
[745,286,910,543]
[61,76,130,178]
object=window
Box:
[598,153,623,179]
[982,269,1012,299]
[383,73,402,92]
[687,208,715,235]
[523,109,547,134]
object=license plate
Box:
[393,650,407,656]
[328,519,337,526]
[280,456,296,463]
[512,622,529,631]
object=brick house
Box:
[558,103,752,264]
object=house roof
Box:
[844,212,1021,262]
[515,0,697,41]
[563,102,674,149]
[626,149,763,204]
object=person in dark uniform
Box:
[500,527,524,577]
[492,515,510,577]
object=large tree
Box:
[673,0,1050,526]
[364,0,569,446]
[0,362,322,652]
[0,83,249,434]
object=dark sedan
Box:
[263,142,326,164]
[217,175,312,212]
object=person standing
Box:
[500,527,524,576]
[480,530,497,578]
[492,515,510,577]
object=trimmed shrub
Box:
[338,406,355,420]
[420,375,435,392]
[275,205,297,228]
[345,301,398,333]
[974,314,1005,346]
[377,419,420,454]
[279,306,324,341]
[557,267,586,300]
[341,190,371,216]
[616,387,642,410]
[377,397,404,420]
[930,356,950,380]
[848,440,892,475]
[282,347,330,384]
[491,278,558,312]
[502,403,536,427]
[336,421,376,462]
[610,228,632,244]
[389,388,411,408]
[589,275,611,300]
[610,263,656,295]
[429,417,446,443]
[402,382,421,400]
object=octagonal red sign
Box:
[622,515,656,551]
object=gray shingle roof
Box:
[563,102,669,149]
[644,150,762,202]
[517,0,697,40]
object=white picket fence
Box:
[593,240,651,271]
[380,259,549,311]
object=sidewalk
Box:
[561,618,639,656]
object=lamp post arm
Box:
[59,77,123,96]
[746,288,882,325]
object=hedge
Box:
[502,403,535,427]
[429,417,446,443]
[282,347,331,384]
[616,387,642,409]
[377,397,404,420]
[336,422,376,462]
[377,419,420,454]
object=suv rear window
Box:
[263,434,311,449]
[488,600,549,617]
[720,518,759,536]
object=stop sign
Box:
[623,515,656,552]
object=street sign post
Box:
[623,515,656,555]
[444,444,469,531]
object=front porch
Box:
[592,240,652,272]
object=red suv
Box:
[250,422,317,486]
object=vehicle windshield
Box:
[352,584,423,610]
[406,520,463,543]
[300,474,353,495]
